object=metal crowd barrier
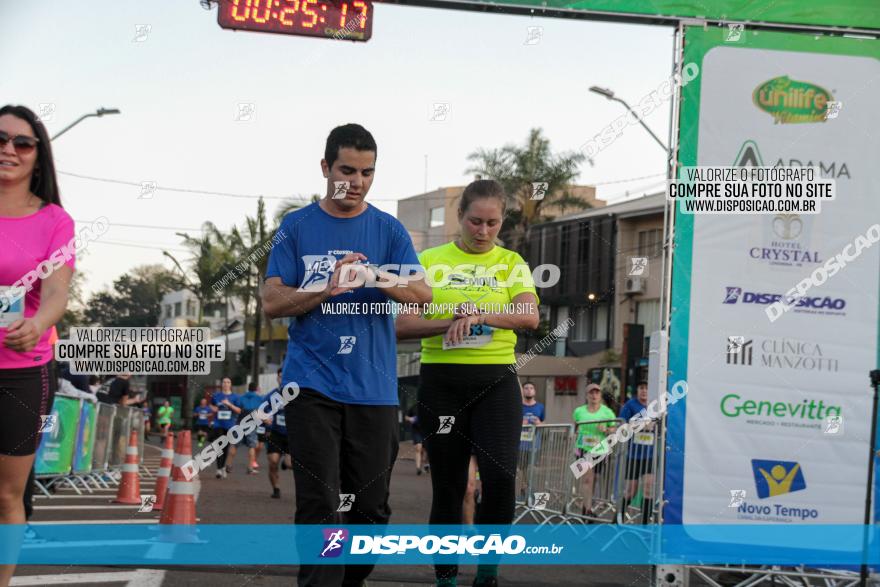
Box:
[514,415,664,527]
[34,399,146,498]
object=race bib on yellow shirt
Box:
[634,431,655,445]
[442,324,494,350]
[0,286,25,328]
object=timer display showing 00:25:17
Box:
[225,0,370,31]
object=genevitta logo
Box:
[722,286,845,316]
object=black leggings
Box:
[209,427,232,470]
[418,363,522,579]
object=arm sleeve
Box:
[47,211,76,270]
[265,220,299,286]
[386,218,422,274]
[505,252,539,303]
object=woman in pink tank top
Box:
[0,105,74,587]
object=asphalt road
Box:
[13,433,656,587]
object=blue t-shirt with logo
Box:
[264,387,287,435]
[520,402,545,450]
[620,397,654,461]
[239,391,263,416]
[194,405,212,425]
[211,392,240,430]
[265,202,422,405]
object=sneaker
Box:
[416,468,422,476]
[225,465,232,474]
[271,488,281,499]
[221,469,228,479]
[473,576,498,586]
[216,470,223,479]
[424,464,430,473]
[251,461,260,469]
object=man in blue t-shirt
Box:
[193,398,213,448]
[262,124,431,587]
[618,380,656,524]
[239,382,265,474]
[210,377,241,479]
[263,369,291,499]
[520,381,545,452]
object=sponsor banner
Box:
[34,397,81,476]
[419,0,880,30]
[72,400,97,474]
[4,524,879,565]
[665,27,880,528]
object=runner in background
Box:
[462,454,481,526]
[395,179,540,587]
[142,402,152,437]
[572,383,616,519]
[156,399,173,439]
[517,382,544,497]
[264,370,291,498]
[405,404,429,475]
[209,376,241,479]
[193,398,212,448]
[618,380,655,524]
[0,104,73,587]
[239,382,264,474]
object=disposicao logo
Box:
[751,459,806,498]
[320,528,348,558]
[753,76,833,124]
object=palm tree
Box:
[466,128,590,254]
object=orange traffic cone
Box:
[160,430,197,525]
[152,432,175,511]
[113,430,142,504]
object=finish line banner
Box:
[665,27,880,529]
[4,525,879,565]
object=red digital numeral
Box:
[352,0,367,29]
[339,3,348,28]
[301,0,318,28]
[279,0,299,26]
[230,0,251,21]
[252,0,271,23]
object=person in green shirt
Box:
[572,383,616,519]
[396,179,540,587]
[156,399,174,439]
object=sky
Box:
[2,0,673,299]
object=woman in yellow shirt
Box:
[396,179,539,587]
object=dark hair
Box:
[522,381,535,387]
[88,375,98,386]
[458,179,506,217]
[248,382,258,392]
[638,380,648,388]
[0,105,61,206]
[324,123,377,170]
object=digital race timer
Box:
[217,0,373,41]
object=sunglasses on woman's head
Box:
[0,131,39,155]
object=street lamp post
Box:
[51,107,121,140]
[589,86,669,153]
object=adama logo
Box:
[753,76,833,124]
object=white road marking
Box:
[29,518,157,525]
[11,569,165,585]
